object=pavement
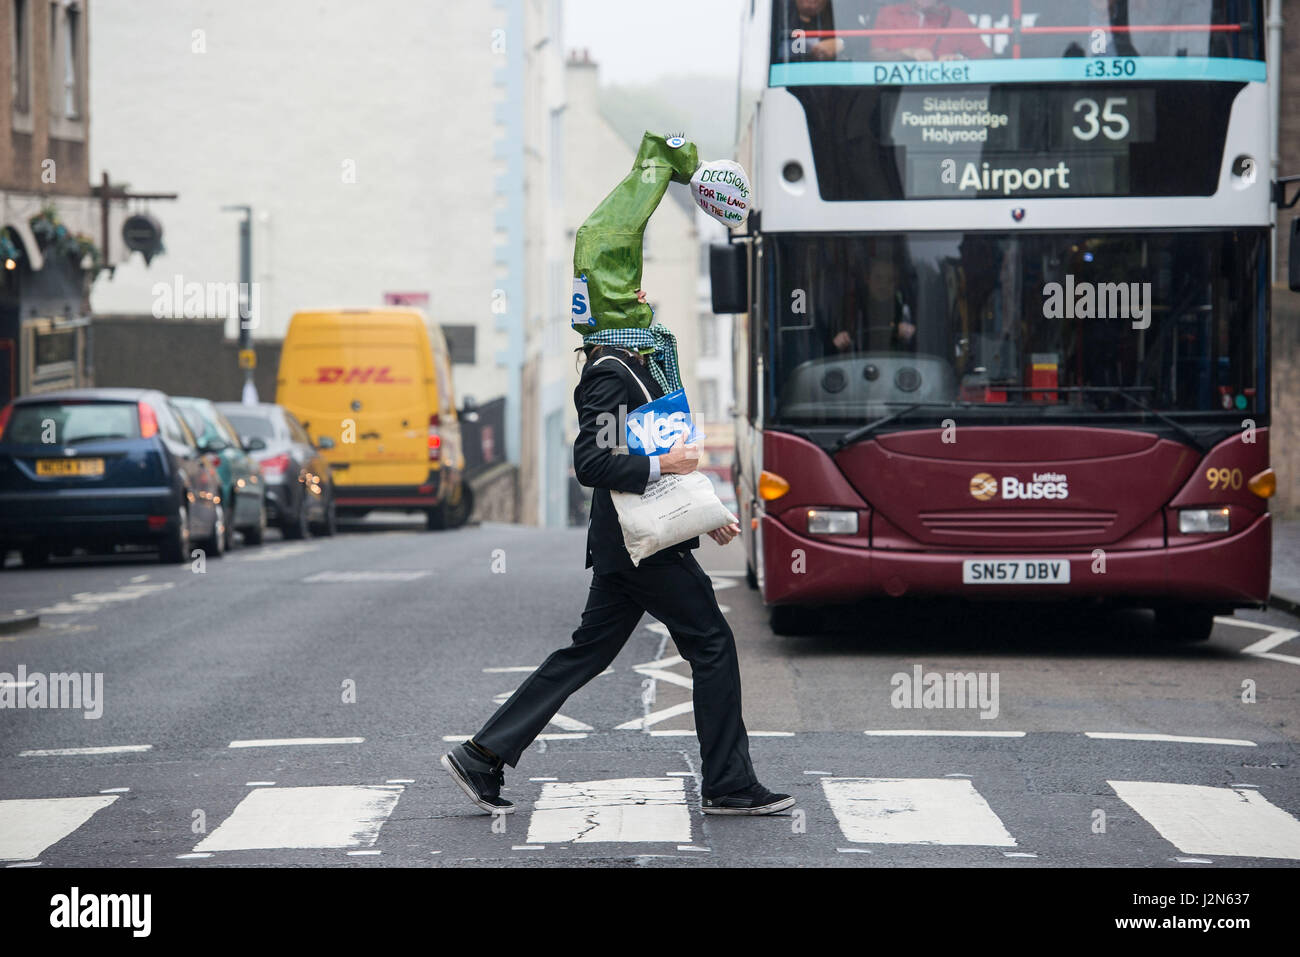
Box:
[1271,517,1300,615]
[0,517,1298,868]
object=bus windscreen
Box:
[762,229,1264,428]
[770,0,1265,86]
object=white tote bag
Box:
[593,355,737,566]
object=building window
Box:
[11,0,30,115]
[700,312,718,358]
[699,378,720,422]
[62,4,80,118]
[441,324,477,365]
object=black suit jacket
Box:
[574,347,700,574]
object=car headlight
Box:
[807,509,858,535]
[1178,508,1230,534]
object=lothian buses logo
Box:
[969,472,1070,501]
[969,472,998,501]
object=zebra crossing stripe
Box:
[525,777,691,844]
[822,777,1017,847]
[0,796,118,861]
[193,785,404,852]
[1109,781,1300,860]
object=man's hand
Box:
[833,330,852,351]
[659,432,699,475]
[635,289,648,304]
[897,320,916,341]
[708,522,741,546]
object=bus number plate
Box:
[962,559,1070,584]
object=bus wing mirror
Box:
[1290,218,1300,292]
[710,243,748,314]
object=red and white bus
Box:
[712,0,1284,639]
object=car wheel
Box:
[159,502,190,564]
[20,541,49,568]
[1154,605,1215,643]
[769,604,822,636]
[281,491,310,540]
[243,498,267,546]
[311,497,337,537]
[201,502,226,558]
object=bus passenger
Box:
[869,0,992,61]
[772,0,845,63]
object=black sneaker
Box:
[441,743,515,814]
[701,782,795,815]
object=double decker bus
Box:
[713,0,1282,639]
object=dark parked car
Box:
[216,402,335,539]
[173,396,268,549]
[0,388,225,566]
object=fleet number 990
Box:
[1206,467,1243,491]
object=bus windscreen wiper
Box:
[995,386,1210,451]
[831,403,931,452]
[1080,386,1211,451]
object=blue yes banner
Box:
[626,389,704,455]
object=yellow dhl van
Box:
[276,308,471,529]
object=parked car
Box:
[0,388,225,566]
[275,308,471,530]
[215,402,335,539]
[172,396,268,549]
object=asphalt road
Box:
[1,518,1298,868]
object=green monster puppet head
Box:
[571,132,700,334]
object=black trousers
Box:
[474,550,758,799]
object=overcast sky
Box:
[562,0,746,85]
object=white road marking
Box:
[484,666,539,673]
[346,850,381,856]
[235,543,318,562]
[302,571,429,583]
[616,701,695,730]
[1174,856,1214,864]
[709,577,738,591]
[512,845,545,850]
[1217,617,1300,666]
[441,735,470,742]
[1003,852,1038,858]
[176,853,212,860]
[862,730,1026,738]
[546,713,594,732]
[647,730,694,736]
[631,654,685,670]
[7,861,43,867]
[529,777,558,782]
[677,845,710,852]
[21,745,152,757]
[245,781,276,787]
[804,771,832,776]
[129,575,150,583]
[837,847,873,854]
[1086,732,1256,747]
[194,785,403,852]
[536,733,587,741]
[0,796,118,861]
[632,666,693,690]
[749,731,794,737]
[1109,781,1300,860]
[823,777,1017,847]
[526,777,691,844]
[38,582,174,617]
[98,788,130,794]
[386,779,415,785]
[666,771,695,777]
[228,737,363,748]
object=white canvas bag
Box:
[593,354,737,566]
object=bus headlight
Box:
[807,509,858,534]
[1178,508,1230,534]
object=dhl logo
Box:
[300,366,412,384]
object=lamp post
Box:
[221,204,256,404]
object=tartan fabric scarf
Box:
[583,323,681,394]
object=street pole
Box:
[221,204,257,404]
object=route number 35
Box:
[1206,467,1243,491]
[1072,97,1130,141]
